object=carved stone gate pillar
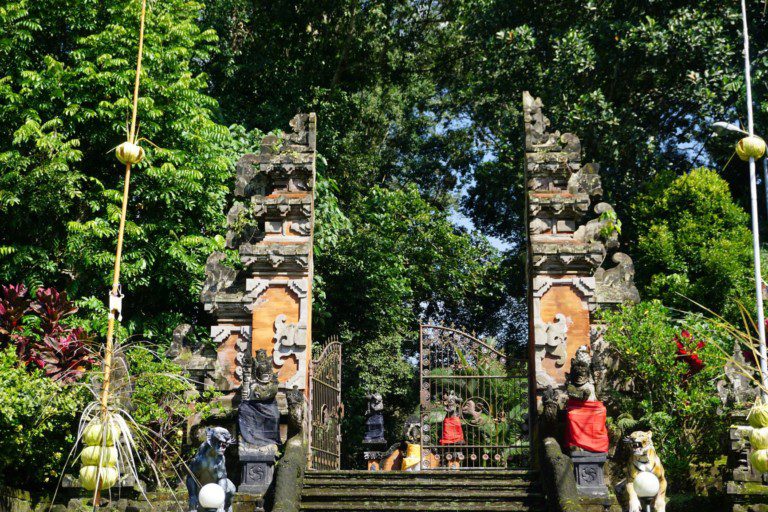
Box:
[200,113,316,399]
[523,92,639,412]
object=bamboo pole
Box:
[93,0,147,507]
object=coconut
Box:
[82,420,120,447]
[736,136,766,161]
[80,446,118,467]
[115,141,145,165]
[79,465,119,491]
[752,449,768,473]
[748,403,768,429]
[751,428,768,450]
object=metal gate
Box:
[419,325,528,469]
[308,338,342,470]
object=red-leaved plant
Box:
[675,329,705,378]
[0,284,31,345]
[0,284,95,383]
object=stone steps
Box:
[299,470,546,512]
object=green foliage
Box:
[0,346,89,490]
[0,0,261,342]
[314,184,507,464]
[601,300,731,491]
[632,168,753,318]
[126,347,210,473]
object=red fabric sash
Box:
[440,416,465,445]
[565,399,609,453]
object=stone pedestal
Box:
[363,412,386,444]
[238,444,278,507]
[571,451,608,497]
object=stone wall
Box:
[0,487,262,512]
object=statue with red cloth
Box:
[565,345,610,496]
[440,390,465,445]
[565,345,609,453]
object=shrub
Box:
[0,346,89,490]
[126,347,210,476]
[631,168,753,320]
[601,300,731,491]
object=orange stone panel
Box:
[251,284,301,384]
[217,331,241,389]
[539,283,591,385]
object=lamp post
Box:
[714,0,768,396]
[739,0,768,396]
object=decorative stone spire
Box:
[524,92,638,393]
[198,114,317,395]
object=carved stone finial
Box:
[595,252,641,306]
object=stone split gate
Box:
[183,91,639,480]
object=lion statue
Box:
[186,427,236,512]
[625,431,667,512]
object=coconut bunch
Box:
[52,339,199,507]
[750,402,768,473]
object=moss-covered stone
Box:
[272,434,307,512]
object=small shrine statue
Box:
[567,346,597,401]
[564,345,610,497]
[239,349,280,448]
[237,349,280,495]
[439,390,465,445]
[565,346,608,454]
[363,392,386,444]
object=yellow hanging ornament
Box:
[80,446,119,467]
[115,141,145,165]
[736,135,766,161]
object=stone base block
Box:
[572,450,609,497]
[239,446,277,498]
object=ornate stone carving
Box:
[200,113,317,406]
[272,314,308,389]
[291,219,311,236]
[567,162,603,198]
[534,313,571,368]
[717,344,759,410]
[595,252,641,306]
[573,202,619,249]
[525,92,638,400]
[201,252,238,312]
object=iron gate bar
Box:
[308,338,342,470]
[419,324,529,470]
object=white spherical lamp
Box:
[199,483,226,509]
[633,471,660,498]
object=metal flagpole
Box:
[740,0,768,394]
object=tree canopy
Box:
[1,0,766,474]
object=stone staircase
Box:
[299,470,546,511]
